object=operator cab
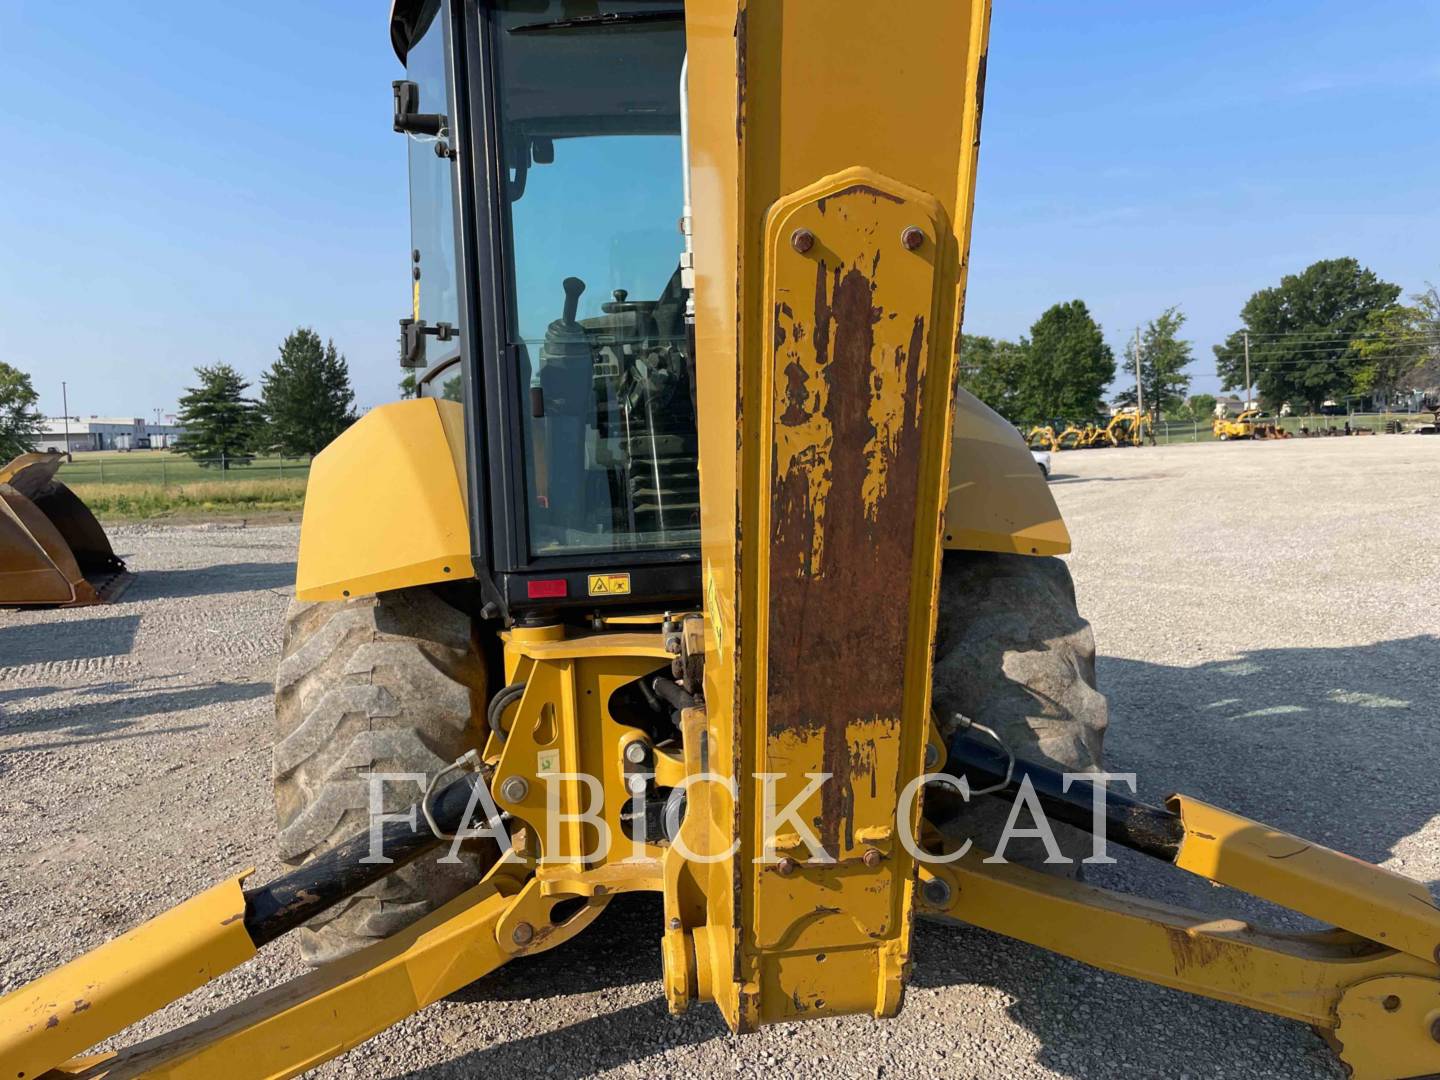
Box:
[392,0,698,619]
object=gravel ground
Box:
[1,434,1436,1078]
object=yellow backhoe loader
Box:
[1024,423,1058,453]
[2,3,1436,1079]
[0,451,129,606]
[1104,407,1151,447]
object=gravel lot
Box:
[1,434,1436,1078]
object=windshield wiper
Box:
[511,10,683,33]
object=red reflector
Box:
[527,578,568,599]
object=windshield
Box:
[492,1,696,559]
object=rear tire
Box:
[931,551,1108,866]
[273,587,491,965]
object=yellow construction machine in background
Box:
[0,452,129,606]
[1214,407,1287,441]
[1047,410,1150,451]
[1025,423,1059,453]
[1104,407,1151,447]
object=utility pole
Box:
[1134,326,1144,445]
[1243,330,1252,409]
[61,381,71,455]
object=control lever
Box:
[561,276,585,325]
[533,277,591,419]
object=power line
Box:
[1209,357,1434,371]
[1231,328,1440,341]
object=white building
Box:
[36,416,186,452]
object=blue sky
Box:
[0,1,1436,420]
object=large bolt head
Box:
[624,740,651,765]
[512,921,534,946]
[500,775,529,803]
[790,228,816,254]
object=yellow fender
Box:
[298,392,1068,601]
[296,398,472,601]
[942,389,1070,556]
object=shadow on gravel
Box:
[2,722,209,755]
[0,614,140,669]
[1047,474,1160,485]
[404,893,731,1078]
[0,679,269,743]
[450,892,667,1003]
[1101,634,1440,878]
[908,920,1343,1079]
[0,684,59,705]
[127,562,296,600]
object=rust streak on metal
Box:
[817,185,905,215]
[768,229,928,856]
[734,7,747,142]
[1164,925,1227,974]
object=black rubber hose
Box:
[243,769,491,948]
[651,676,697,712]
[487,682,527,742]
[942,731,1185,864]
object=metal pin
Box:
[922,876,952,907]
[791,228,816,254]
[901,226,925,250]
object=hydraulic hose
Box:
[942,731,1185,863]
[243,766,493,947]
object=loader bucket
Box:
[0,453,130,606]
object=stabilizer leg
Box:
[928,735,1440,1079]
[56,883,514,1080]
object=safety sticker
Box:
[587,572,631,596]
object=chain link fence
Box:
[56,453,313,487]
[1149,411,1427,445]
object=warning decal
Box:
[587,572,631,597]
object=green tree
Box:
[1114,307,1194,420]
[173,363,261,468]
[1018,300,1115,420]
[1349,303,1429,407]
[1402,283,1440,396]
[399,372,418,399]
[260,328,357,456]
[1167,392,1217,423]
[1213,258,1400,410]
[0,361,44,461]
[957,334,1029,419]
